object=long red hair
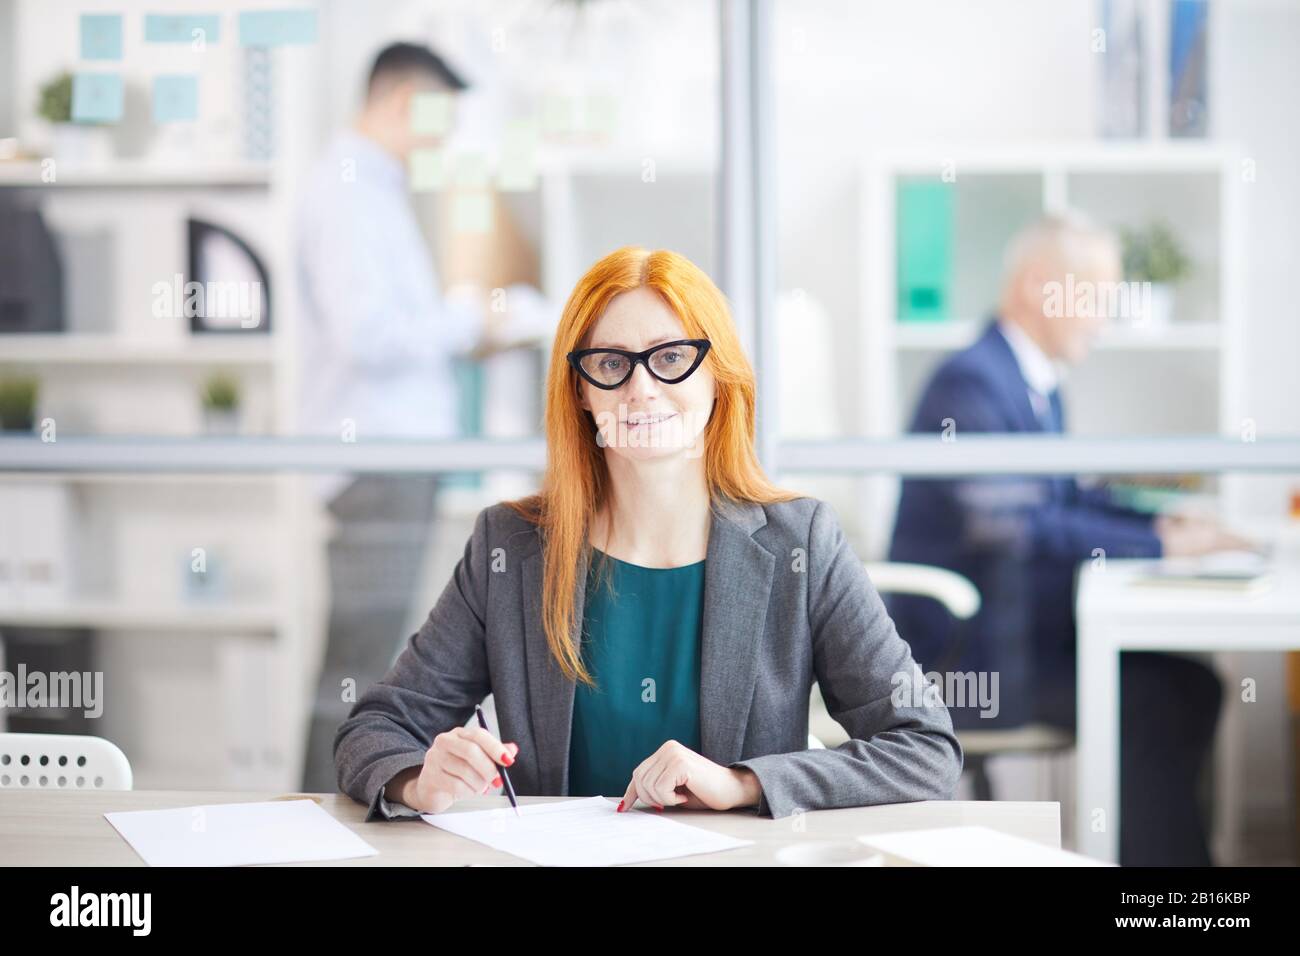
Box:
[503,246,800,685]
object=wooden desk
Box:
[0,790,1061,866]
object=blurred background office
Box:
[0,0,1297,865]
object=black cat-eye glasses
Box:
[567,339,711,390]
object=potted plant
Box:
[200,372,241,434]
[0,376,39,432]
[38,70,112,166]
[1120,222,1192,329]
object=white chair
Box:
[862,562,982,620]
[0,732,133,791]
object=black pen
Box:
[475,705,521,817]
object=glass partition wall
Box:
[1,0,1297,866]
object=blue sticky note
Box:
[238,10,318,47]
[152,75,199,123]
[71,73,124,124]
[80,14,123,61]
[144,14,221,45]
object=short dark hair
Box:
[366,42,468,98]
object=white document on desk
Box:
[421,796,752,866]
[105,799,379,866]
[860,826,1112,867]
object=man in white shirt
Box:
[296,42,486,467]
[994,310,1061,429]
[295,43,487,791]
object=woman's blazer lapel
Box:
[520,496,776,795]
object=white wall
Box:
[315,0,718,164]
[773,0,1095,436]
[1211,0,1300,440]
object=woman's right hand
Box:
[393,727,519,814]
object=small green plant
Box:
[201,372,240,411]
[1121,222,1192,284]
[0,375,39,431]
[37,71,74,124]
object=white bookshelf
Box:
[859,141,1258,865]
[0,135,311,790]
[858,142,1247,556]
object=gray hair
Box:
[1001,211,1121,286]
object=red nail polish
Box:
[501,752,514,766]
[492,776,502,788]
[616,800,624,812]
[655,804,663,812]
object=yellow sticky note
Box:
[452,193,492,234]
[585,94,619,136]
[455,151,490,189]
[540,93,574,138]
[409,148,447,191]
[411,92,453,136]
[497,121,538,192]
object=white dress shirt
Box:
[295,129,483,497]
[996,316,1063,428]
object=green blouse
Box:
[567,547,706,798]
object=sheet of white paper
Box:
[859,826,1112,867]
[105,799,379,867]
[422,796,752,866]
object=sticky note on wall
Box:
[153,75,199,123]
[411,92,454,136]
[80,14,123,61]
[71,73,124,124]
[409,148,448,191]
[144,14,222,46]
[238,10,318,47]
[497,120,538,191]
[452,193,492,234]
[454,152,490,189]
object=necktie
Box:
[1040,388,1071,502]
[1031,388,1062,433]
[1047,388,1063,433]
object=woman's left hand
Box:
[617,740,762,812]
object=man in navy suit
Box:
[888,214,1240,865]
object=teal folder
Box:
[896,179,953,322]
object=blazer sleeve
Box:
[729,500,964,819]
[333,506,493,821]
[931,371,1161,562]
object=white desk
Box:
[0,789,1061,866]
[1075,549,1300,863]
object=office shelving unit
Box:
[859,142,1247,556]
[0,144,321,790]
[861,142,1255,862]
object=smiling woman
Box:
[333,246,964,821]
[565,327,713,458]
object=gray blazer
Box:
[334,494,963,821]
